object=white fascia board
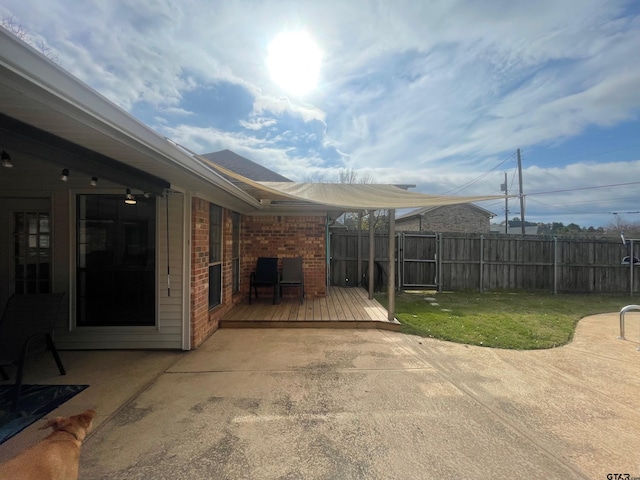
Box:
[0,29,261,209]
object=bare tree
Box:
[1,15,28,40]
[607,215,640,238]
[1,15,59,63]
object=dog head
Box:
[40,410,97,442]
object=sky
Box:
[2,0,640,228]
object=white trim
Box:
[182,190,192,350]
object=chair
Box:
[249,257,279,304]
[280,257,304,304]
[0,293,67,410]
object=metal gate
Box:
[399,233,440,290]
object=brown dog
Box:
[0,409,96,480]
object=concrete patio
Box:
[1,312,639,479]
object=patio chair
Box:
[280,257,304,304]
[0,292,67,410]
[249,257,279,304]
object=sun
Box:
[267,31,321,96]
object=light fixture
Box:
[1,150,13,168]
[60,168,69,181]
[124,188,137,205]
[90,176,98,186]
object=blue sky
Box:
[2,0,640,227]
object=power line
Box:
[442,152,516,195]
[526,181,640,196]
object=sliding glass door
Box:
[76,194,156,326]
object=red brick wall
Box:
[190,198,239,349]
[241,215,327,299]
[190,204,327,348]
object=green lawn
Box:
[375,290,635,350]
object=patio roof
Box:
[0,28,260,212]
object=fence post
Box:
[553,236,558,295]
[437,233,443,293]
[631,239,635,297]
[479,234,484,292]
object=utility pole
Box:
[517,148,525,235]
[501,172,508,234]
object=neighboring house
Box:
[396,204,496,234]
[490,221,540,235]
[200,150,292,183]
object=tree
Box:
[606,215,640,238]
[334,169,389,231]
[1,16,59,63]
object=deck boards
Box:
[221,286,400,330]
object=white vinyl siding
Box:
[56,191,185,349]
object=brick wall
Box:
[396,204,491,233]
[190,202,328,348]
[241,215,327,299]
[190,198,239,349]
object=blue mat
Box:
[0,384,89,444]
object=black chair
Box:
[249,257,279,304]
[0,293,67,410]
[280,257,304,304]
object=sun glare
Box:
[267,31,321,96]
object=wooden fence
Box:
[329,231,640,295]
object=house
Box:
[0,28,504,351]
[0,28,337,350]
[490,221,539,235]
[200,149,292,183]
[396,204,496,233]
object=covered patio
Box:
[221,286,401,331]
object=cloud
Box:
[3,0,640,226]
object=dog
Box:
[0,409,96,480]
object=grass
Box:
[375,290,635,350]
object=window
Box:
[232,212,240,294]
[13,211,50,294]
[209,204,222,308]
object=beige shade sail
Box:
[196,154,512,210]
[259,182,509,210]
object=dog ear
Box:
[76,410,97,428]
[40,417,65,431]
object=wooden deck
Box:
[220,286,401,331]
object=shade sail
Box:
[197,153,511,210]
[259,182,508,209]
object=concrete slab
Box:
[2,312,640,479]
[0,350,182,462]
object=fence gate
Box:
[400,233,439,289]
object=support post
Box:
[388,209,396,322]
[368,210,375,299]
[357,211,363,289]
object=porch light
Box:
[90,176,98,186]
[60,168,69,181]
[124,188,137,205]
[1,150,13,168]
